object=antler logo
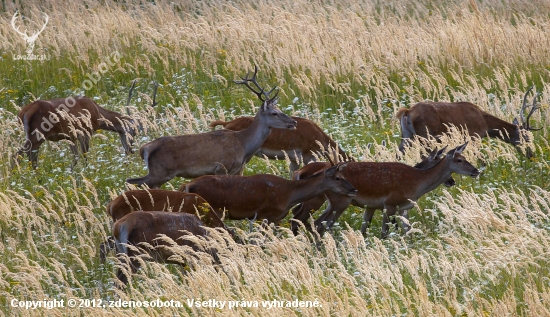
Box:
[11,11,49,58]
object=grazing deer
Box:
[126,66,297,188]
[397,87,543,157]
[209,116,349,172]
[113,211,218,286]
[99,189,228,263]
[310,143,479,238]
[290,148,454,235]
[14,82,152,169]
[180,164,357,224]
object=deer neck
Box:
[483,114,518,143]
[97,107,127,133]
[415,158,454,196]
[235,111,272,158]
[287,172,327,208]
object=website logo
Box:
[11,11,49,61]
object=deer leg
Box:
[361,208,377,235]
[289,160,300,174]
[13,139,40,169]
[67,137,84,169]
[28,143,41,170]
[314,196,352,236]
[118,131,134,155]
[399,209,411,235]
[99,236,116,264]
[381,206,398,239]
[290,195,327,235]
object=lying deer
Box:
[209,116,349,172]
[397,87,543,157]
[113,211,218,286]
[14,82,153,169]
[99,189,228,263]
[126,66,297,188]
[310,143,479,238]
[290,148,454,235]
[180,164,357,224]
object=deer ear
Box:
[452,142,468,156]
[436,146,447,158]
[262,101,268,112]
[324,165,338,177]
[513,118,519,126]
[427,148,438,160]
[337,163,348,172]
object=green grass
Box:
[1,1,550,315]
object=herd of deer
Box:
[13,66,542,286]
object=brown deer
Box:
[209,116,349,172]
[99,189,228,263]
[14,82,151,169]
[397,87,542,157]
[290,148,454,235]
[180,164,357,224]
[113,211,218,286]
[310,143,479,238]
[126,66,297,188]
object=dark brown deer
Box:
[313,143,479,238]
[290,148,454,235]
[209,116,349,172]
[14,82,152,169]
[397,88,542,157]
[113,211,218,285]
[126,66,297,188]
[99,189,228,263]
[180,164,357,224]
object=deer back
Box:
[18,98,102,141]
[113,211,209,261]
[183,174,292,220]
[107,189,224,228]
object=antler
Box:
[234,66,278,103]
[34,14,49,39]
[11,12,28,39]
[10,12,49,40]
[520,86,542,131]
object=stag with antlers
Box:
[397,87,543,157]
[126,66,297,188]
[209,116,349,173]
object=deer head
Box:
[446,142,480,177]
[234,66,296,130]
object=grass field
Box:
[1,0,549,315]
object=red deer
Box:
[126,66,297,188]
[312,143,479,238]
[397,88,542,157]
[99,189,228,263]
[180,164,357,224]
[290,148,454,235]
[14,82,150,169]
[209,116,349,172]
[113,211,218,285]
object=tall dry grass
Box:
[0,0,549,316]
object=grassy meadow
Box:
[0,0,550,315]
